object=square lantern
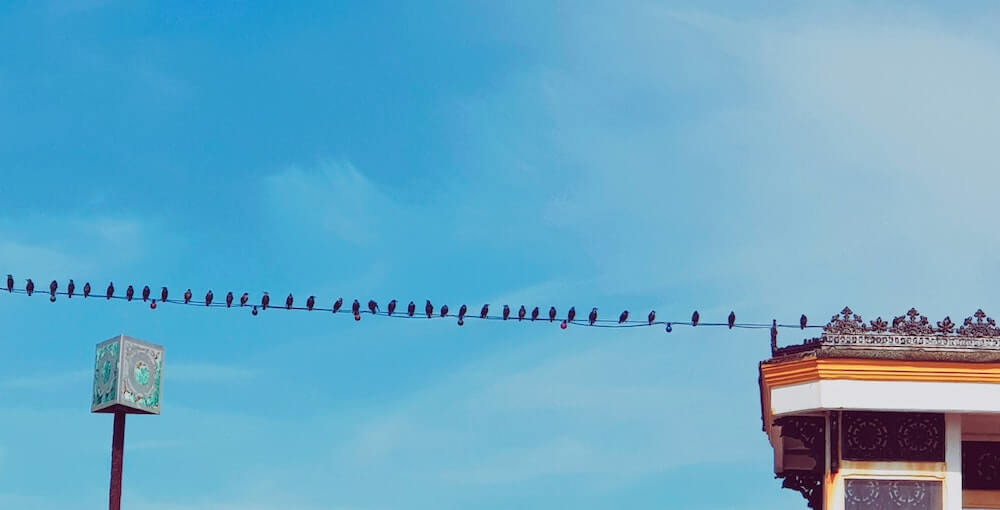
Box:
[92,335,164,415]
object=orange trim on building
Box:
[761,357,1000,388]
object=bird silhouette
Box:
[126,285,134,301]
[388,299,397,316]
[408,301,416,317]
[6,274,13,293]
[84,282,91,298]
[619,310,629,324]
[333,297,343,313]
[368,300,378,315]
[440,304,449,317]
[150,299,157,310]
[105,282,113,300]
[142,285,150,302]
[161,287,169,303]
[531,307,539,321]
[67,279,75,299]
[480,304,489,319]
[425,300,433,318]
[206,290,214,306]
[240,292,249,307]
[184,289,193,304]
[227,292,235,308]
[459,304,467,320]
[306,295,315,311]
[549,307,557,322]
[252,305,258,316]
[49,280,58,301]
[568,307,576,323]
[261,292,269,309]
[728,311,736,329]
[503,305,510,320]
[691,310,700,327]
[800,314,808,329]
[518,306,526,321]
[648,310,656,325]
[286,293,294,309]
[352,299,361,316]
[589,307,598,326]
[25,279,34,296]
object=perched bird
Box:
[49,280,58,301]
[518,305,526,321]
[480,304,489,319]
[6,274,13,293]
[261,292,269,309]
[560,320,568,329]
[459,304,467,320]
[368,300,378,315]
[800,314,808,329]
[425,300,433,318]
[619,310,629,324]
[305,295,315,311]
[142,285,150,302]
[227,292,235,308]
[352,299,361,316]
[728,311,736,329]
[408,301,416,317]
[648,310,656,325]
[150,299,157,310]
[83,282,92,298]
[440,304,449,317]
[285,293,294,309]
[333,297,343,313]
[503,305,510,320]
[26,279,34,296]
[206,290,214,306]
[691,310,700,327]
[240,292,249,307]
[568,307,576,323]
[161,287,169,303]
[589,307,598,326]
[388,299,397,316]
[67,279,75,299]
[105,282,114,300]
[531,307,539,321]
[184,289,193,304]
[548,306,557,322]
[252,305,258,316]
[126,285,134,301]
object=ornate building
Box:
[760,308,1000,510]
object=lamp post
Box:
[92,335,165,510]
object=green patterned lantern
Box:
[92,335,164,415]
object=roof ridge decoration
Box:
[825,307,870,335]
[958,309,1000,338]
[821,307,1000,338]
[889,308,935,336]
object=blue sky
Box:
[2,1,1000,509]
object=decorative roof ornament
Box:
[889,308,935,336]
[958,309,1000,337]
[936,317,955,335]
[870,317,888,333]
[824,307,870,335]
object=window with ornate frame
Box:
[844,478,942,510]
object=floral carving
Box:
[958,310,1000,338]
[890,308,935,336]
[825,307,869,335]
[936,317,955,335]
[870,317,888,333]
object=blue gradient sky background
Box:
[2,2,1000,509]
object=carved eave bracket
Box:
[775,416,826,510]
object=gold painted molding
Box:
[762,357,1000,388]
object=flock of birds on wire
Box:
[3,274,820,332]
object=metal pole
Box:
[109,410,126,510]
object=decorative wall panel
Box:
[844,479,941,510]
[842,412,944,462]
[963,441,1000,490]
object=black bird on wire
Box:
[206,290,214,307]
[352,299,361,316]
[67,279,75,299]
[800,314,808,329]
[368,300,378,315]
[84,282,91,298]
[648,310,656,325]
[333,297,342,313]
[306,295,314,311]
[126,285,134,301]
[425,300,433,318]
[49,280,58,301]
[619,310,629,324]
[502,305,510,320]
[142,285,150,302]
[285,293,294,309]
[408,301,416,317]
[549,306,557,322]
[6,274,13,293]
[480,304,489,319]
[531,307,539,321]
[227,292,235,308]
[184,288,193,304]
[728,311,736,329]
[240,292,249,307]
[26,279,34,296]
[106,282,114,300]
[568,307,576,323]
[260,292,269,309]
[161,287,169,303]
[691,310,700,327]
[518,305,526,321]
[459,304,467,321]
[440,304,449,317]
[589,307,598,326]
[388,299,397,316]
